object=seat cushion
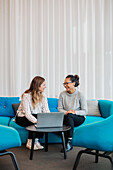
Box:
[0,117,11,126]
[82,116,104,125]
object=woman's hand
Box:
[65,110,76,115]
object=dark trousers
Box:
[63,113,85,140]
[15,114,44,139]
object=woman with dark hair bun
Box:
[58,74,87,152]
[15,76,50,150]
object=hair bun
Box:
[74,74,80,86]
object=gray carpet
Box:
[0,144,112,170]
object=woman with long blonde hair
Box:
[15,76,50,150]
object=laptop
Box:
[35,112,64,128]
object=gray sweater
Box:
[58,89,87,116]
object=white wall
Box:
[0,0,113,99]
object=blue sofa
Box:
[0,97,113,145]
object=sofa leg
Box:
[95,150,99,163]
[0,150,20,170]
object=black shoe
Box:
[61,140,73,153]
[66,141,73,152]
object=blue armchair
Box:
[73,100,113,170]
[0,125,21,170]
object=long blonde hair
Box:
[22,76,45,109]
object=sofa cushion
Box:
[0,117,11,126]
[12,103,20,115]
[9,118,29,144]
[87,100,101,116]
[82,116,104,125]
[0,97,20,117]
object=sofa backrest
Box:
[0,97,59,118]
[47,98,59,112]
[0,97,20,117]
[47,98,113,118]
[0,97,113,119]
[98,100,113,118]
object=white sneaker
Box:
[26,139,39,150]
[35,138,44,149]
